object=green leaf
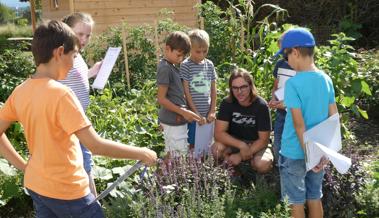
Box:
[93,166,113,180]
[2,179,20,199]
[357,107,369,119]
[0,158,17,176]
[360,80,372,96]
[340,96,355,107]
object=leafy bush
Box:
[316,33,372,136]
[87,81,164,154]
[356,160,379,217]
[104,156,290,217]
[0,48,34,102]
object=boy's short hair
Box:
[165,31,191,55]
[32,20,79,66]
[62,12,94,28]
[275,28,315,57]
[188,29,209,48]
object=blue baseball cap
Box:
[274,28,315,57]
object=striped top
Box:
[180,58,216,117]
[58,53,90,111]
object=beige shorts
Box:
[161,123,188,155]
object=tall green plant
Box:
[316,33,372,136]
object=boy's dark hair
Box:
[32,20,79,66]
[165,31,191,55]
[284,47,315,57]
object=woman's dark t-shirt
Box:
[217,96,272,141]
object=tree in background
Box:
[0,3,16,24]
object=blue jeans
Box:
[273,110,286,161]
[80,143,93,173]
[27,189,104,218]
[279,155,324,205]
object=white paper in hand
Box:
[194,122,214,158]
[92,47,121,90]
[304,113,342,151]
[274,87,285,101]
[303,113,351,174]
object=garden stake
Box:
[92,161,144,204]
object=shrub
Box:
[322,155,369,217]
[0,48,34,102]
[356,160,379,217]
[104,156,290,217]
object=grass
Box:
[0,24,32,38]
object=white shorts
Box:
[161,123,188,155]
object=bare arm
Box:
[329,103,338,116]
[249,131,270,157]
[88,61,102,79]
[182,80,199,115]
[75,126,157,166]
[0,120,27,171]
[157,85,200,122]
[214,119,249,150]
[290,108,306,152]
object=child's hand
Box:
[181,108,201,123]
[198,116,207,125]
[268,98,280,109]
[140,147,158,166]
[312,156,329,173]
[207,112,216,123]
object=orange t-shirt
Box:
[0,78,91,200]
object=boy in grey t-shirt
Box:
[156,31,200,156]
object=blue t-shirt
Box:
[281,71,335,159]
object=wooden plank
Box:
[74,0,197,10]
[79,6,197,17]
[93,16,198,25]
[94,19,197,33]
[42,10,71,20]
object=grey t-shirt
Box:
[156,59,187,126]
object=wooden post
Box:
[121,24,131,90]
[199,17,204,30]
[30,0,36,32]
[69,0,74,13]
[154,19,160,65]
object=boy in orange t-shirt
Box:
[0,20,157,218]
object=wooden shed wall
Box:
[41,0,201,33]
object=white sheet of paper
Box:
[315,142,352,174]
[277,68,296,89]
[304,113,342,151]
[274,87,285,101]
[194,122,214,158]
[92,47,122,90]
[303,113,351,174]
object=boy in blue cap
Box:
[277,28,338,218]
